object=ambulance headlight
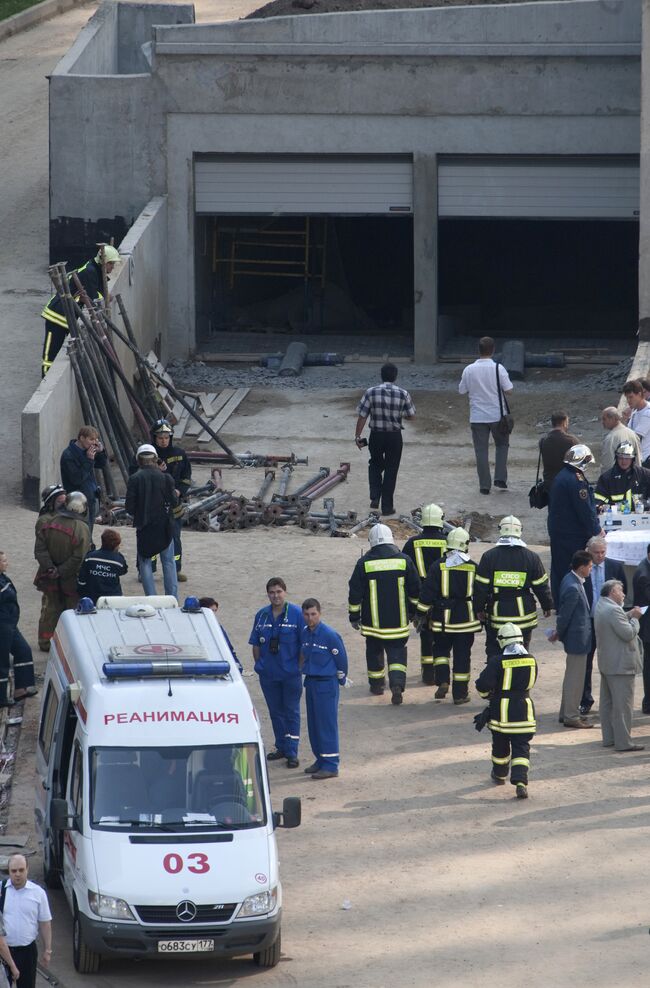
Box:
[239,888,277,917]
[88,891,135,921]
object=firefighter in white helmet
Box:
[547,444,601,603]
[415,527,479,703]
[402,504,447,684]
[40,244,120,376]
[594,440,650,511]
[474,622,538,799]
[348,524,421,705]
[474,515,553,659]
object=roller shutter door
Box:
[195,155,413,215]
[438,158,639,219]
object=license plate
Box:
[158,939,215,953]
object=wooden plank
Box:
[169,400,184,426]
[208,387,250,433]
[176,398,197,438]
[196,390,237,442]
[198,393,216,418]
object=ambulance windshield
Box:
[90,744,266,830]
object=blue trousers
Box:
[305,676,340,773]
[0,623,35,703]
[259,675,302,758]
[138,539,178,599]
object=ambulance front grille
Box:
[135,904,237,924]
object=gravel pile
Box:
[587,357,634,392]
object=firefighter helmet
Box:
[615,441,636,461]
[95,244,121,265]
[563,444,594,469]
[496,622,524,648]
[66,491,88,515]
[499,515,522,539]
[41,484,66,509]
[420,503,444,528]
[151,418,173,438]
[368,524,394,548]
[446,527,470,552]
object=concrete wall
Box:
[50,0,642,360]
[21,197,168,507]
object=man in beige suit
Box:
[593,580,644,752]
[601,407,641,471]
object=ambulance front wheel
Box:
[253,929,281,968]
[73,902,102,974]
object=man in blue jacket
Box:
[249,577,303,768]
[300,598,348,781]
[0,552,37,707]
[550,550,594,728]
[60,426,108,536]
[548,444,602,604]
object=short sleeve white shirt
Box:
[629,403,650,461]
[3,880,52,946]
[458,358,513,424]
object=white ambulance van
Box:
[35,596,300,974]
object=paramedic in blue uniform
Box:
[300,598,348,781]
[249,577,303,768]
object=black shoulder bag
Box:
[495,362,514,436]
[528,445,549,509]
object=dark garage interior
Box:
[194,214,414,347]
[438,219,639,343]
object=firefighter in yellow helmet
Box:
[40,245,120,376]
[402,503,447,684]
[474,622,538,799]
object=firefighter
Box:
[40,245,120,376]
[415,526,479,704]
[594,441,650,511]
[474,515,553,659]
[402,503,447,684]
[348,523,420,705]
[474,622,538,799]
[34,491,91,651]
[547,444,602,604]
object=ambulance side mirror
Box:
[273,796,301,830]
[50,798,77,831]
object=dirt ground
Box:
[2,2,650,985]
[248,0,562,19]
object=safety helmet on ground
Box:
[136,443,158,459]
[41,484,66,508]
[563,444,594,470]
[368,524,394,548]
[446,527,470,552]
[95,244,121,265]
[420,503,445,528]
[66,491,88,515]
[499,515,522,539]
[151,418,173,438]
[615,441,636,461]
[496,622,524,648]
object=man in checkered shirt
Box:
[355,363,416,515]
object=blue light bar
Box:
[102,660,231,679]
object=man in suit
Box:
[601,407,641,471]
[580,536,627,714]
[594,580,644,751]
[632,543,650,714]
[550,550,594,728]
[539,411,578,495]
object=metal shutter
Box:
[438,158,639,219]
[195,155,412,215]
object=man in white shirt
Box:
[1,855,52,988]
[623,379,650,466]
[458,337,513,495]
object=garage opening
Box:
[193,155,414,352]
[437,156,639,349]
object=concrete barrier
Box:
[21,196,168,508]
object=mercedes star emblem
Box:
[176,900,197,922]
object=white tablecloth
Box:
[605,529,650,566]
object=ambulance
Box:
[35,596,300,973]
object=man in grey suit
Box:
[594,580,644,751]
[550,550,594,728]
[580,536,628,714]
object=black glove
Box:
[473,707,491,733]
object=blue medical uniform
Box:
[301,621,348,773]
[249,602,303,759]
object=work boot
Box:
[490,770,506,786]
[454,696,470,705]
[177,572,188,583]
[435,683,449,700]
[286,758,300,769]
[516,783,528,799]
[311,770,338,780]
[304,762,319,774]
[390,685,403,706]
[369,684,385,696]
[266,750,285,761]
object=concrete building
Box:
[49,0,641,361]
